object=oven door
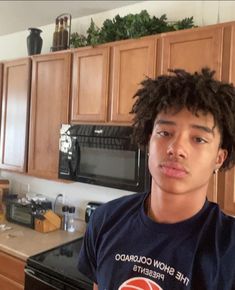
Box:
[25,267,62,290]
[24,266,82,290]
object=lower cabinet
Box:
[0,251,25,290]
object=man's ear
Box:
[215,148,228,170]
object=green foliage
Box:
[87,18,100,46]
[167,16,195,31]
[70,32,87,48]
[70,11,196,48]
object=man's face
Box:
[148,108,227,196]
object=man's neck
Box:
[148,184,207,224]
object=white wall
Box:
[1,0,235,221]
[1,1,235,60]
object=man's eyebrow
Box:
[154,119,214,135]
[154,119,176,126]
[191,124,214,135]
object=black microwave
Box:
[58,124,150,192]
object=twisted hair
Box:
[131,68,235,171]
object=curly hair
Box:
[131,68,235,171]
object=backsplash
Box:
[0,171,134,224]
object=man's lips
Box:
[159,161,189,178]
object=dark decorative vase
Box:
[27,28,43,55]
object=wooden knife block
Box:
[35,210,61,233]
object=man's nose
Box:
[167,135,188,159]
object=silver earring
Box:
[213,168,219,174]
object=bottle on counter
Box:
[67,206,76,232]
[62,205,69,231]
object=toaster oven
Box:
[6,199,52,228]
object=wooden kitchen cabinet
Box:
[71,46,110,123]
[28,51,71,180]
[221,169,235,216]
[0,251,25,290]
[216,23,235,216]
[158,23,235,208]
[110,37,157,123]
[71,36,157,124]
[0,63,3,101]
[0,58,31,172]
[159,25,224,78]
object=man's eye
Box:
[194,137,207,144]
[157,131,170,137]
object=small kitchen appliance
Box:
[6,197,52,228]
[59,124,150,192]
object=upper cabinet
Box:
[0,58,31,172]
[159,25,224,78]
[158,24,235,207]
[71,37,158,124]
[109,37,157,123]
[221,169,235,216]
[217,23,235,215]
[71,46,110,123]
[0,63,2,101]
[28,52,71,180]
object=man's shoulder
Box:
[102,192,147,209]
[91,192,147,226]
[208,203,235,249]
[220,210,235,233]
[208,202,235,227]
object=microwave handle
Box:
[68,139,80,178]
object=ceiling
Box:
[0,1,142,36]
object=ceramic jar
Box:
[27,28,43,55]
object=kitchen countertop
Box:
[0,220,85,261]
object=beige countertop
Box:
[0,220,85,261]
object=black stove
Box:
[24,202,102,290]
[25,237,93,290]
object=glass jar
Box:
[62,205,69,231]
[67,206,75,232]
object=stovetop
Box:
[27,237,92,289]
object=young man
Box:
[78,68,235,290]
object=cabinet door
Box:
[218,24,235,216]
[0,251,25,288]
[160,26,225,203]
[0,63,3,101]
[0,275,23,290]
[206,174,218,203]
[110,37,157,123]
[28,52,71,179]
[223,168,235,215]
[0,58,31,172]
[160,26,223,78]
[71,47,110,123]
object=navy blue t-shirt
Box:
[78,192,235,290]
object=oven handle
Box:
[24,268,59,289]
